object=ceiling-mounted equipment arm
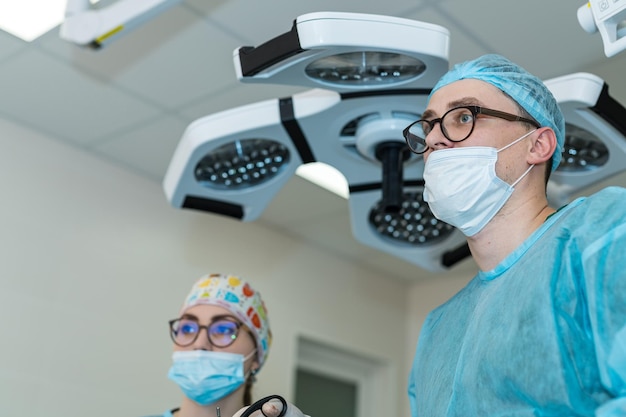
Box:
[375,141,411,213]
[577,0,626,57]
[60,0,182,49]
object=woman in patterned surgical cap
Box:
[143,273,272,417]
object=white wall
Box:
[0,116,417,417]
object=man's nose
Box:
[425,122,452,151]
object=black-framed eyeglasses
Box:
[169,316,243,348]
[403,105,540,154]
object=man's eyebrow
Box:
[421,108,436,120]
[448,97,484,108]
[421,97,485,120]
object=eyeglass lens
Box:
[170,318,240,347]
[404,107,476,154]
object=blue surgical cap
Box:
[430,54,565,172]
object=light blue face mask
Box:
[167,349,256,406]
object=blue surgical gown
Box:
[408,186,626,417]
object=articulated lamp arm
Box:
[60,0,182,49]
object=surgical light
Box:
[234,11,449,92]
[164,12,469,272]
[304,52,427,86]
[194,139,291,190]
[369,190,455,245]
[578,0,626,57]
[546,72,626,207]
[559,124,609,172]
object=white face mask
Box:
[423,129,536,236]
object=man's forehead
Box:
[424,80,514,117]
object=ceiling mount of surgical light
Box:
[163,11,626,273]
[60,0,182,49]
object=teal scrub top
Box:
[408,187,626,417]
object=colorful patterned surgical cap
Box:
[180,273,272,368]
[430,54,565,171]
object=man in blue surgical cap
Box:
[404,54,626,416]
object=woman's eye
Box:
[180,323,198,335]
[213,325,235,335]
[211,321,238,336]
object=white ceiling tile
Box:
[400,7,491,68]
[432,0,607,79]
[0,49,161,145]
[181,0,231,15]
[178,82,309,121]
[94,115,189,181]
[0,31,27,62]
[201,0,436,45]
[39,6,242,110]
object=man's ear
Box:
[528,127,557,166]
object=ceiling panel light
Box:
[0,0,66,41]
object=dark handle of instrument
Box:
[240,395,288,417]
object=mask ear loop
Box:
[497,128,537,187]
[243,348,258,362]
[511,164,535,187]
[496,128,537,153]
[243,348,259,381]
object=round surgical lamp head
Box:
[304,51,426,87]
[369,189,455,245]
[194,138,291,189]
[557,123,609,172]
[544,72,626,208]
[234,11,450,93]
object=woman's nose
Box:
[191,327,214,351]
